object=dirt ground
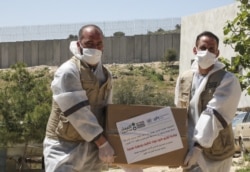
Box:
[102,153,249,172]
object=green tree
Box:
[113,31,125,36]
[164,49,178,68]
[223,0,250,95]
[175,24,181,30]
[147,27,181,35]
[67,34,78,39]
[147,28,167,35]
[0,63,52,170]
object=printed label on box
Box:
[116,107,183,164]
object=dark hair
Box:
[78,24,104,40]
[195,31,219,47]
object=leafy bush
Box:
[140,67,164,81]
[113,31,125,36]
[0,62,52,146]
[223,0,250,95]
[113,79,137,104]
[113,78,174,106]
[164,49,177,64]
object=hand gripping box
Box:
[105,104,188,167]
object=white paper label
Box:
[116,107,183,164]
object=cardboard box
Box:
[105,104,188,167]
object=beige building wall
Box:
[180,2,238,74]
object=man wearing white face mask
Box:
[43,24,115,171]
[175,31,241,172]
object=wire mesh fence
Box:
[0,18,180,42]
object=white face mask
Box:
[79,48,102,66]
[195,50,217,69]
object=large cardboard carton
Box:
[105,104,188,167]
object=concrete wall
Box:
[0,34,180,68]
[179,2,238,74]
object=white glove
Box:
[98,141,115,163]
[183,146,202,169]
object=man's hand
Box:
[183,146,202,169]
[98,141,115,163]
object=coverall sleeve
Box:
[174,75,181,107]
[51,61,103,142]
[193,72,241,148]
[106,70,113,104]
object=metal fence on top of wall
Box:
[0,33,180,68]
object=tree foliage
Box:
[164,49,177,62]
[67,34,78,39]
[164,49,178,68]
[113,31,125,36]
[223,0,250,95]
[147,28,168,35]
[0,63,52,146]
[147,26,181,35]
[175,24,181,30]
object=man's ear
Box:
[193,47,197,55]
[76,41,80,48]
[76,41,83,55]
[216,50,220,57]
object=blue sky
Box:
[0,0,235,27]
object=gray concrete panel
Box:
[149,35,157,62]
[53,40,61,66]
[23,41,32,66]
[156,35,165,61]
[60,40,69,64]
[45,40,53,66]
[164,34,180,61]
[126,36,135,63]
[172,33,180,59]
[67,39,74,58]
[119,36,127,63]
[1,43,8,68]
[141,35,150,62]
[164,34,173,49]
[134,35,142,63]
[103,37,112,64]
[38,41,47,65]
[8,42,17,67]
[112,37,120,63]
[16,42,24,64]
[0,33,180,67]
[31,41,39,66]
